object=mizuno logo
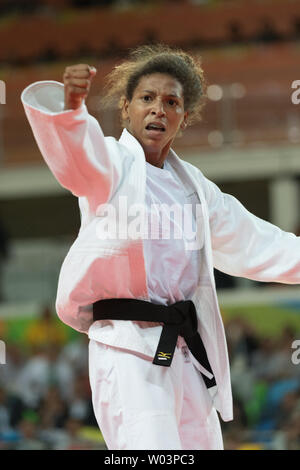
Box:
[157,352,172,360]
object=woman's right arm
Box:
[21,64,122,212]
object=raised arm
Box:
[21,64,123,212]
[204,177,300,284]
[63,63,96,111]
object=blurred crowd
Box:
[0,306,105,450]
[222,318,300,450]
[0,305,299,450]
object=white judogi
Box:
[21,81,300,448]
[88,159,221,450]
[88,340,223,450]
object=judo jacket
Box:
[21,80,300,423]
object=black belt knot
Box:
[93,298,216,389]
[169,300,198,339]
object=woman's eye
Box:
[168,99,177,106]
[143,95,152,102]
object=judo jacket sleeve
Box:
[21,81,123,212]
[204,177,300,284]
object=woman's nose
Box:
[151,100,166,116]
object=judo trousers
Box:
[88,339,224,450]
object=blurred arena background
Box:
[0,0,300,450]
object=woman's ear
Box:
[121,97,130,124]
[180,111,188,130]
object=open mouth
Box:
[145,123,166,132]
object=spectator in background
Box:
[0,344,25,406]
[60,334,89,376]
[25,304,67,352]
[0,387,25,438]
[255,18,282,44]
[227,317,260,368]
[68,374,97,426]
[15,411,46,450]
[38,386,69,430]
[275,389,300,431]
[252,327,299,382]
[57,417,94,450]
[281,409,300,450]
[226,317,260,406]
[15,342,75,408]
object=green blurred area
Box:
[0,299,299,349]
[221,302,300,338]
[0,311,81,349]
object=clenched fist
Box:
[63,64,97,110]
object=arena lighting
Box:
[207,84,223,101]
[0,339,5,364]
[229,82,246,99]
[207,83,246,101]
[0,80,5,104]
[208,130,224,147]
[288,126,300,143]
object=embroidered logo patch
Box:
[157,352,172,360]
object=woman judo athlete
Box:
[21,44,300,450]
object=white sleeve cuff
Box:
[21,80,82,115]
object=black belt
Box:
[93,298,216,389]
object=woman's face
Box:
[122,73,188,167]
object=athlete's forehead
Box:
[133,73,184,98]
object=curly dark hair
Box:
[101,44,207,127]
